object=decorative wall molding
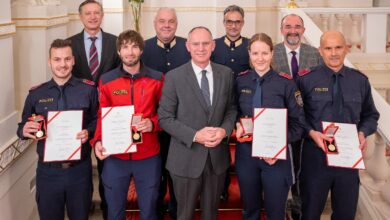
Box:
[13,15,69,28]
[140,6,278,13]
[0,138,33,175]
[0,22,16,38]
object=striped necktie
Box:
[201,70,211,107]
[89,37,99,79]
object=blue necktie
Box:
[332,74,343,120]
[291,51,298,78]
[57,86,66,110]
[201,70,211,107]
[252,78,262,109]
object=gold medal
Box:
[328,144,336,151]
[133,132,140,140]
[36,130,44,138]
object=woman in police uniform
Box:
[234,33,305,220]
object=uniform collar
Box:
[322,64,346,77]
[224,36,243,48]
[47,76,77,89]
[119,62,147,80]
[251,68,274,82]
[157,37,177,50]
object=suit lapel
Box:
[184,63,209,112]
[299,44,308,71]
[208,63,221,121]
[79,31,90,75]
[98,31,108,77]
[280,44,291,75]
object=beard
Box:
[286,33,301,45]
[122,56,140,67]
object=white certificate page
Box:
[322,122,365,169]
[252,108,287,159]
[102,105,136,155]
[44,110,82,162]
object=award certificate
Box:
[252,108,287,159]
[102,106,137,155]
[322,121,365,169]
[44,110,83,162]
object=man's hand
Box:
[358,131,367,152]
[94,141,109,160]
[135,118,153,133]
[309,130,332,152]
[204,127,226,148]
[194,127,217,145]
[235,123,244,139]
[76,129,89,144]
[22,121,40,139]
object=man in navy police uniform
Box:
[212,5,250,78]
[297,31,379,220]
[142,7,191,219]
[17,39,98,220]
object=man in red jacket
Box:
[91,29,163,220]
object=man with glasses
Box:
[273,13,323,220]
[212,5,250,78]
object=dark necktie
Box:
[201,70,211,107]
[89,37,99,79]
[332,73,343,121]
[57,86,66,110]
[252,77,262,109]
[291,51,298,78]
[230,41,235,49]
[164,43,170,51]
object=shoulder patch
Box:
[82,79,95,86]
[278,72,292,80]
[237,69,250,77]
[29,83,45,91]
[298,68,312,77]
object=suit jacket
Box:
[68,30,121,83]
[158,61,237,178]
[272,42,323,75]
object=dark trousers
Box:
[171,155,226,220]
[157,131,177,218]
[102,155,161,220]
[300,140,359,220]
[36,158,92,220]
[235,142,293,220]
[290,140,303,220]
[96,156,107,219]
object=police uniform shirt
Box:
[212,36,250,77]
[297,65,379,136]
[142,36,191,74]
[17,76,99,162]
[235,69,305,142]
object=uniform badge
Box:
[241,88,252,94]
[295,91,303,107]
[113,89,129,95]
[314,88,329,92]
[39,98,54,103]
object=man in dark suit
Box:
[272,13,323,220]
[158,27,237,220]
[141,8,191,219]
[67,1,120,219]
[68,0,120,83]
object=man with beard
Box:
[91,30,163,220]
[17,39,98,220]
[141,8,190,219]
[272,13,323,220]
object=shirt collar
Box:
[83,29,103,40]
[224,36,243,48]
[322,64,346,77]
[285,44,301,56]
[119,62,148,79]
[157,37,177,50]
[47,76,77,89]
[191,61,212,75]
[251,68,274,82]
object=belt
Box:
[38,159,85,169]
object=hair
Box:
[116,30,144,51]
[154,7,177,21]
[223,5,244,18]
[188,26,213,40]
[280,13,304,27]
[49,39,72,57]
[248,33,273,52]
[78,0,103,14]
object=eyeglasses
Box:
[224,20,243,26]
